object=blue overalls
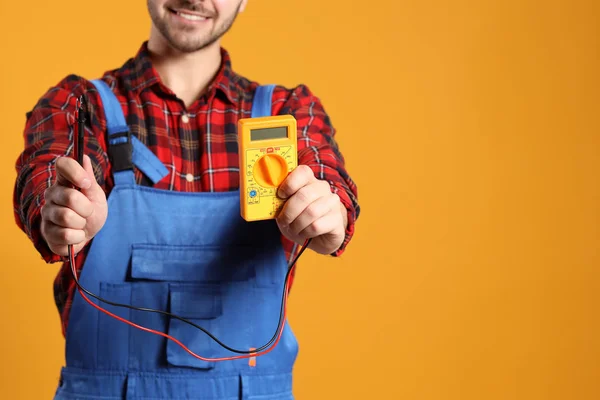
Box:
[53,81,299,400]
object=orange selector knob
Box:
[253,154,288,187]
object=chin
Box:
[153,16,221,53]
[169,37,215,53]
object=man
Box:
[13,0,359,399]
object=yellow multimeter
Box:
[238,114,297,221]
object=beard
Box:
[148,0,242,53]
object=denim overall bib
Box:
[53,80,299,400]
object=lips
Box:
[168,7,212,21]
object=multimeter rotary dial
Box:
[253,154,288,187]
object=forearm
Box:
[288,87,360,255]
[300,150,359,256]
[13,76,109,262]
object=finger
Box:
[47,187,94,219]
[80,155,108,206]
[43,184,57,202]
[43,204,87,229]
[55,156,91,189]
[288,194,339,236]
[43,221,86,246]
[297,210,342,240]
[277,165,315,199]
[276,181,327,227]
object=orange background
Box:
[1,0,599,399]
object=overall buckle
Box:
[108,131,133,172]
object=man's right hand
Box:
[41,155,108,256]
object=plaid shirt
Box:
[13,42,360,336]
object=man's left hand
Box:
[275,165,347,255]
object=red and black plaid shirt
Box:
[13,42,360,336]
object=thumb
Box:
[80,155,103,200]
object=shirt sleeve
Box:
[273,84,360,256]
[12,74,110,263]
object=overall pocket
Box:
[128,243,255,370]
[166,283,223,370]
[96,282,131,370]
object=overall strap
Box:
[90,79,169,186]
[251,84,276,118]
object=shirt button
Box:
[181,113,190,123]
[185,173,194,182]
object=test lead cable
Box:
[68,94,311,361]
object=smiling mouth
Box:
[168,8,210,21]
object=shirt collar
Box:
[123,41,239,104]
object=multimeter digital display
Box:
[238,115,297,221]
[250,127,288,141]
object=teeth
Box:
[177,11,206,21]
